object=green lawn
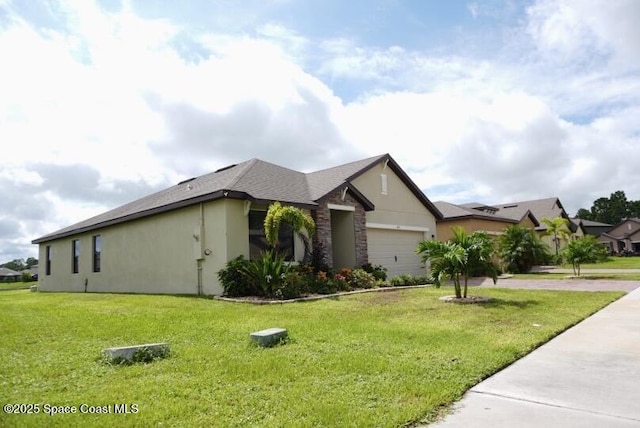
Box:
[0,281,34,291]
[513,273,640,281]
[576,256,640,270]
[0,288,622,427]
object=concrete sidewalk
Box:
[428,286,640,427]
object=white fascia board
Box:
[328,204,356,211]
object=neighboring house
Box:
[571,218,612,237]
[0,267,21,282]
[28,264,39,277]
[598,219,640,254]
[434,201,539,241]
[32,154,442,295]
[489,197,581,250]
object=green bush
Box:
[361,263,388,281]
[310,271,338,294]
[348,268,376,289]
[244,250,291,298]
[275,271,308,300]
[218,256,254,297]
[389,274,430,286]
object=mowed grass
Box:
[0,281,34,291]
[0,287,623,427]
[576,256,640,270]
[513,273,640,281]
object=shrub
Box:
[348,268,376,289]
[275,271,308,300]
[389,274,430,286]
[412,275,432,285]
[390,274,415,286]
[218,256,254,297]
[310,271,338,294]
[498,225,550,273]
[244,250,291,298]
[361,263,388,281]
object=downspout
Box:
[196,203,204,296]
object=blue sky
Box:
[1,0,640,262]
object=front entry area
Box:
[330,209,356,270]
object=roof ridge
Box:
[225,158,259,189]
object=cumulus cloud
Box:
[527,0,640,70]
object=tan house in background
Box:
[435,197,582,256]
[492,197,582,249]
[434,201,539,241]
[32,154,442,295]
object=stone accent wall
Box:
[312,189,368,268]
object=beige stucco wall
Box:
[351,162,437,235]
[38,199,256,296]
[437,218,516,241]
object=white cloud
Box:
[2,0,640,263]
[527,0,640,70]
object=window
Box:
[248,211,294,261]
[93,235,102,273]
[380,174,388,195]
[72,240,80,274]
[46,246,52,275]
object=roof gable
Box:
[606,218,640,237]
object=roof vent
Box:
[215,164,237,173]
[503,204,518,208]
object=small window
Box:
[72,240,80,274]
[381,174,388,195]
[46,246,52,275]
[248,211,294,261]
[93,235,102,273]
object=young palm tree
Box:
[540,217,572,258]
[417,227,497,299]
[417,239,466,298]
[498,225,550,273]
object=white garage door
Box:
[367,228,427,278]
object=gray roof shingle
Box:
[435,201,520,223]
[33,154,441,243]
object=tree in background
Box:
[575,190,640,224]
[540,217,571,259]
[563,236,609,276]
[0,258,38,272]
[498,225,550,273]
[417,227,497,299]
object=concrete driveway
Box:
[427,282,640,427]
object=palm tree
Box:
[540,217,571,258]
[498,225,550,273]
[417,239,466,298]
[264,202,315,259]
[417,227,498,299]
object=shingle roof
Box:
[571,218,612,227]
[0,267,20,276]
[33,154,441,243]
[493,197,562,223]
[306,154,387,200]
[435,201,520,223]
